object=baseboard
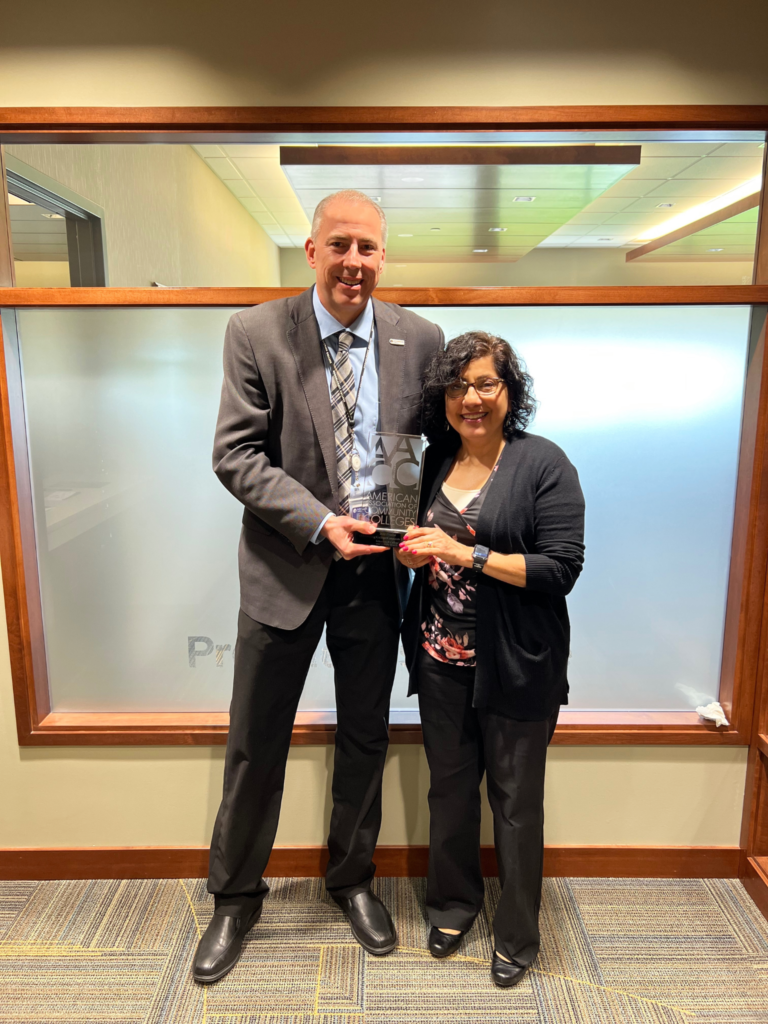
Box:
[0,844,742,881]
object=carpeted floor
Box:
[1,876,767,1023]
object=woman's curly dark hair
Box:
[421,331,537,443]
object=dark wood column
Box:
[740,141,768,919]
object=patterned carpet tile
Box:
[0,877,767,1024]
[536,878,606,986]
[5,879,187,953]
[0,953,168,1023]
[0,882,36,942]
[363,952,540,1018]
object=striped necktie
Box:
[329,330,356,515]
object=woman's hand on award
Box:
[321,516,388,559]
[395,544,432,569]
[400,525,473,569]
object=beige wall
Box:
[0,639,747,849]
[6,145,280,287]
[0,563,748,850]
[0,0,759,856]
[0,0,767,106]
[13,261,70,287]
[281,247,754,289]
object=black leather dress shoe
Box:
[193,906,262,984]
[490,952,528,987]
[428,926,465,958]
[332,890,397,955]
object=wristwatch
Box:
[472,544,490,572]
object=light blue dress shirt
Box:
[310,286,380,543]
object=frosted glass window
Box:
[15,305,750,714]
[407,305,750,711]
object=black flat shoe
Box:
[332,890,397,955]
[428,926,465,958]
[193,906,262,984]
[490,952,528,988]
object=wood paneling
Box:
[731,147,768,927]
[280,146,642,167]
[0,106,767,143]
[736,295,768,878]
[625,193,760,263]
[0,844,741,881]
[719,310,768,737]
[742,856,768,920]
[1,286,768,308]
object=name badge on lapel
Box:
[389,339,405,346]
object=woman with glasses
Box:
[397,331,585,988]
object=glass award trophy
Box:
[350,432,427,548]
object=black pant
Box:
[208,553,400,915]
[417,650,558,966]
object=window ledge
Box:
[18,710,746,747]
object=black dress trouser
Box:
[417,649,558,966]
[207,552,400,915]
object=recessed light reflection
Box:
[638,175,761,242]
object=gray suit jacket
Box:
[213,287,445,629]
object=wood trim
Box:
[1,286,767,308]
[14,710,744,747]
[625,192,760,263]
[740,617,768,854]
[719,309,768,737]
[0,106,767,143]
[738,147,768,923]
[754,140,768,287]
[542,845,742,879]
[742,856,768,920]
[0,147,14,287]
[280,145,642,167]
[737,282,768,862]
[0,844,742,881]
[0,313,50,746]
[1,287,756,748]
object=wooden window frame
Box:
[0,105,766,749]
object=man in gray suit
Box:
[193,190,444,983]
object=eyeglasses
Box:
[445,377,504,399]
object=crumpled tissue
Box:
[695,701,730,728]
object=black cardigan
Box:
[402,431,586,721]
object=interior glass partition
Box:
[13,304,751,718]
[4,133,764,290]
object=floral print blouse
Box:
[421,469,496,668]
